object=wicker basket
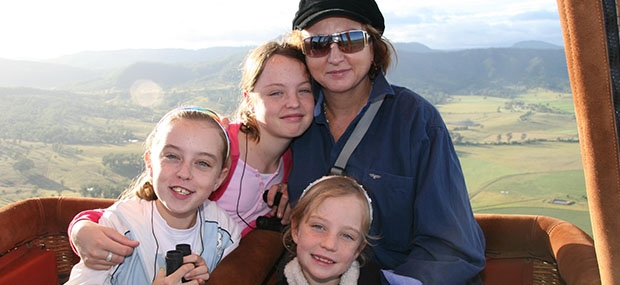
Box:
[0,198,600,284]
[0,197,115,284]
[32,234,81,284]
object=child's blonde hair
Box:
[283,175,373,264]
[119,106,230,201]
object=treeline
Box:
[4,124,135,145]
[0,88,153,145]
[78,153,143,198]
[102,152,143,179]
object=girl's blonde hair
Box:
[283,175,373,264]
[234,38,308,142]
[119,106,230,201]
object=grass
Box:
[457,142,591,235]
[0,140,143,205]
[440,90,590,235]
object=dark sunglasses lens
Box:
[339,31,366,53]
[303,31,367,57]
[304,35,331,57]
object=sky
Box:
[0,0,563,60]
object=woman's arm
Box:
[67,209,105,253]
[68,209,139,270]
[208,229,284,284]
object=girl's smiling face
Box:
[292,194,366,284]
[246,54,314,141]
[146,118,228,229]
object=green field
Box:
[439,90,590,235]
[0,89,593,235]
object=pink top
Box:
[217,157,285,235]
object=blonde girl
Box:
[281,175,373,285]
[67,106,241,284]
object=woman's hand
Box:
[265,183,291,225]
[70,220,140,270]
[152,254,209,285]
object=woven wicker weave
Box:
[532,259,562,284]
[32,234,79,284]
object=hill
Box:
[511,41,563,49]
[0,41,568,104]
[46,46,253,70]
[390,47,569,103]
[0,58,101,88]
[0,40,570,146]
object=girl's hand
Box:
[152,265,199,285]
[152,254,209,285]
[182,254,210,282]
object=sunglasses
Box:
[302,30,370,58]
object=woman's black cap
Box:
[292,0,385,34]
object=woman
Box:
[285,0,486,284]
[67,39,315,269]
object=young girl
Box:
[67,106,241,284]
[280,175,373,285]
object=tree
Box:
[80,183,124,199]
[452,132,464,145]
[102,152,143,178]
[13,158,34,172]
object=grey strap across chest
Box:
[330,97,385,176]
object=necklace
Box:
[323,101,329,124]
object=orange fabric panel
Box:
[0,246,58,285]
[557,0,620,282]
[482,258,533,285]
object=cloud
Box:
[379,2,563,49]
[511,10,560,21]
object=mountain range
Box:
[0,40,571,153]
[0,40,568,106]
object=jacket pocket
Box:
[359,169,414,252]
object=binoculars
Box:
[165,243,192,282]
